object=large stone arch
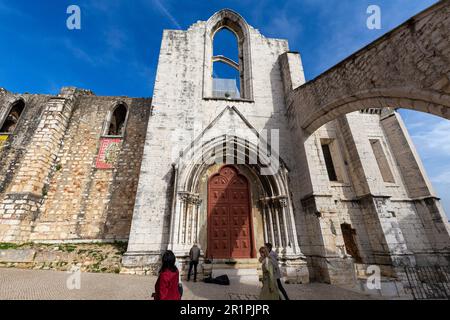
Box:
[286,1,450,134]
[301,87,450,134]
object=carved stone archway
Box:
[167,134,304,263]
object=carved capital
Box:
[260,196,289,209]
[278,197,288,208]
[189,195,202,206]
[195,198,203,206]
[178,192,191,203]
[179,192,202,206]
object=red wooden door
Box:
[208,166,252,259]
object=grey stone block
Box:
[0,249,36,263]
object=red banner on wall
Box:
[96,138,122,169]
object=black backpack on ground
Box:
[213,275,230,286]
[203,274,230,286]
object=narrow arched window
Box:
[106,103,128,136]
[97,103,128,169]
[205,10,253,101]
[212,28,241,99]
[0,100,25,133]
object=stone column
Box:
[168,191,199,256]
[177,194,185,245]
[261,201,269,243]
[273,200,284,251]
[193,197,202,244]
[189,195,201,245]
[267,201,276,247]
[278,197,291,250]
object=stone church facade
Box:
[1,3,450,285]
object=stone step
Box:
[208,263,260,270]
[208,258,260,265]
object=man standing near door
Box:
[266,243,290,300]
[187,243,201,282]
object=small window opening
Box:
[212,28,241,99]
[370,139,395,183]
[107,104,127,136]
[321,142,338,182]
[1,100,25,133]
[341,223,362,263]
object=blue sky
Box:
[0,0,448,217]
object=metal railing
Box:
[404,266,450,300]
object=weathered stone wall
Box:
[125,11,300,264]
[0,242,127,274]
[290,109,449,282]
[287,0,450,133]
[0,89,151,243]
[0,92,50,200]
[279,2,450,284]
[1,4,449,289]
[124,7,450,285]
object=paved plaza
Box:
[0,268,380,300]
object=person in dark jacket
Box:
[187,244,201,282]
[152,250,181,300]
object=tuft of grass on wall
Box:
[0,243,33,250]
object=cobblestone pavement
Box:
[0,268,379,300]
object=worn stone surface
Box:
[0,89,151,243]
[287,1,450,133]
[0,268,383,300]
[0,242,127,273]
[0,249,35,263]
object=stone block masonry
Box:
[0,89,78,242]
[0,87,151,243]
[0,242,127,273]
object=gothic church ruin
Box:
[1,2,450,286]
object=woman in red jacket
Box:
[152,250,181,300]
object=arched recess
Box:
[102,102,129,137]
[212,29,241,99]
[299,88,450,134]
[96,102,129,170]
[203,9,253,100]
[0,99,26,134]
[168,134,303,261]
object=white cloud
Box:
[264,11,302,41]
[431,171,450,185]
[401,110,450,218]
[410,118,450,158]
[151,0,182,29]
[63,38,97,66]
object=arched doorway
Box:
[207,165,255,259]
